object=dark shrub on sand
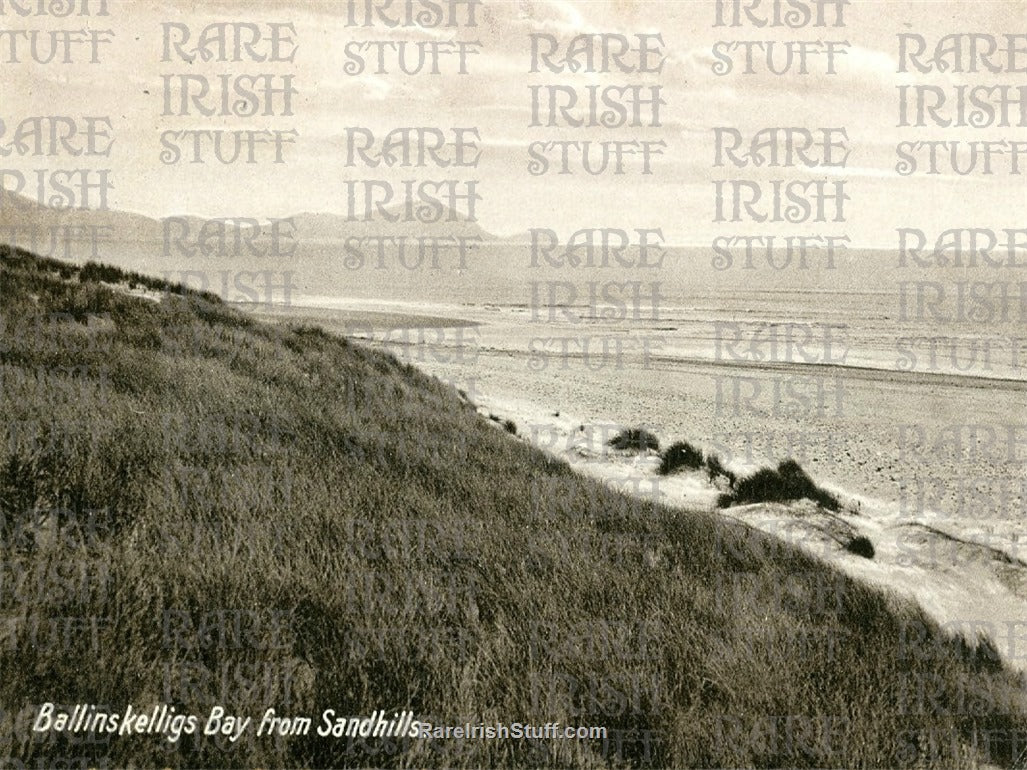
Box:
[704,453,737,485]
[659,441,704,475]
[719,459,840,511]
[845,536,875,559]
[608,428,660,452]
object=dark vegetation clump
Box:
[718,459,840,511]
[1,245,1026,769]
[503,419,517,435]
[658,441,704,475]
[704,452,737,485]
[845,535,876,559]
[608,427,660,452]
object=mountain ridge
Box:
[0,191,498,243]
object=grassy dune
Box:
[1,246,1026,769]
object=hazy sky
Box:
[3,0,1025,245]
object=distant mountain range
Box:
[0,189,530,303]
[0,191,498,244]
[0,191,165,242]
[3,190,917,303]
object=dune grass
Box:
[719,459,841,512]
[657,441,704,476]
[704,452,737,486]
[2,246,1026,768]
[608,428,659,453]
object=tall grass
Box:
[1,247,1026,768]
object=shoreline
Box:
[235,296,1027,387]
